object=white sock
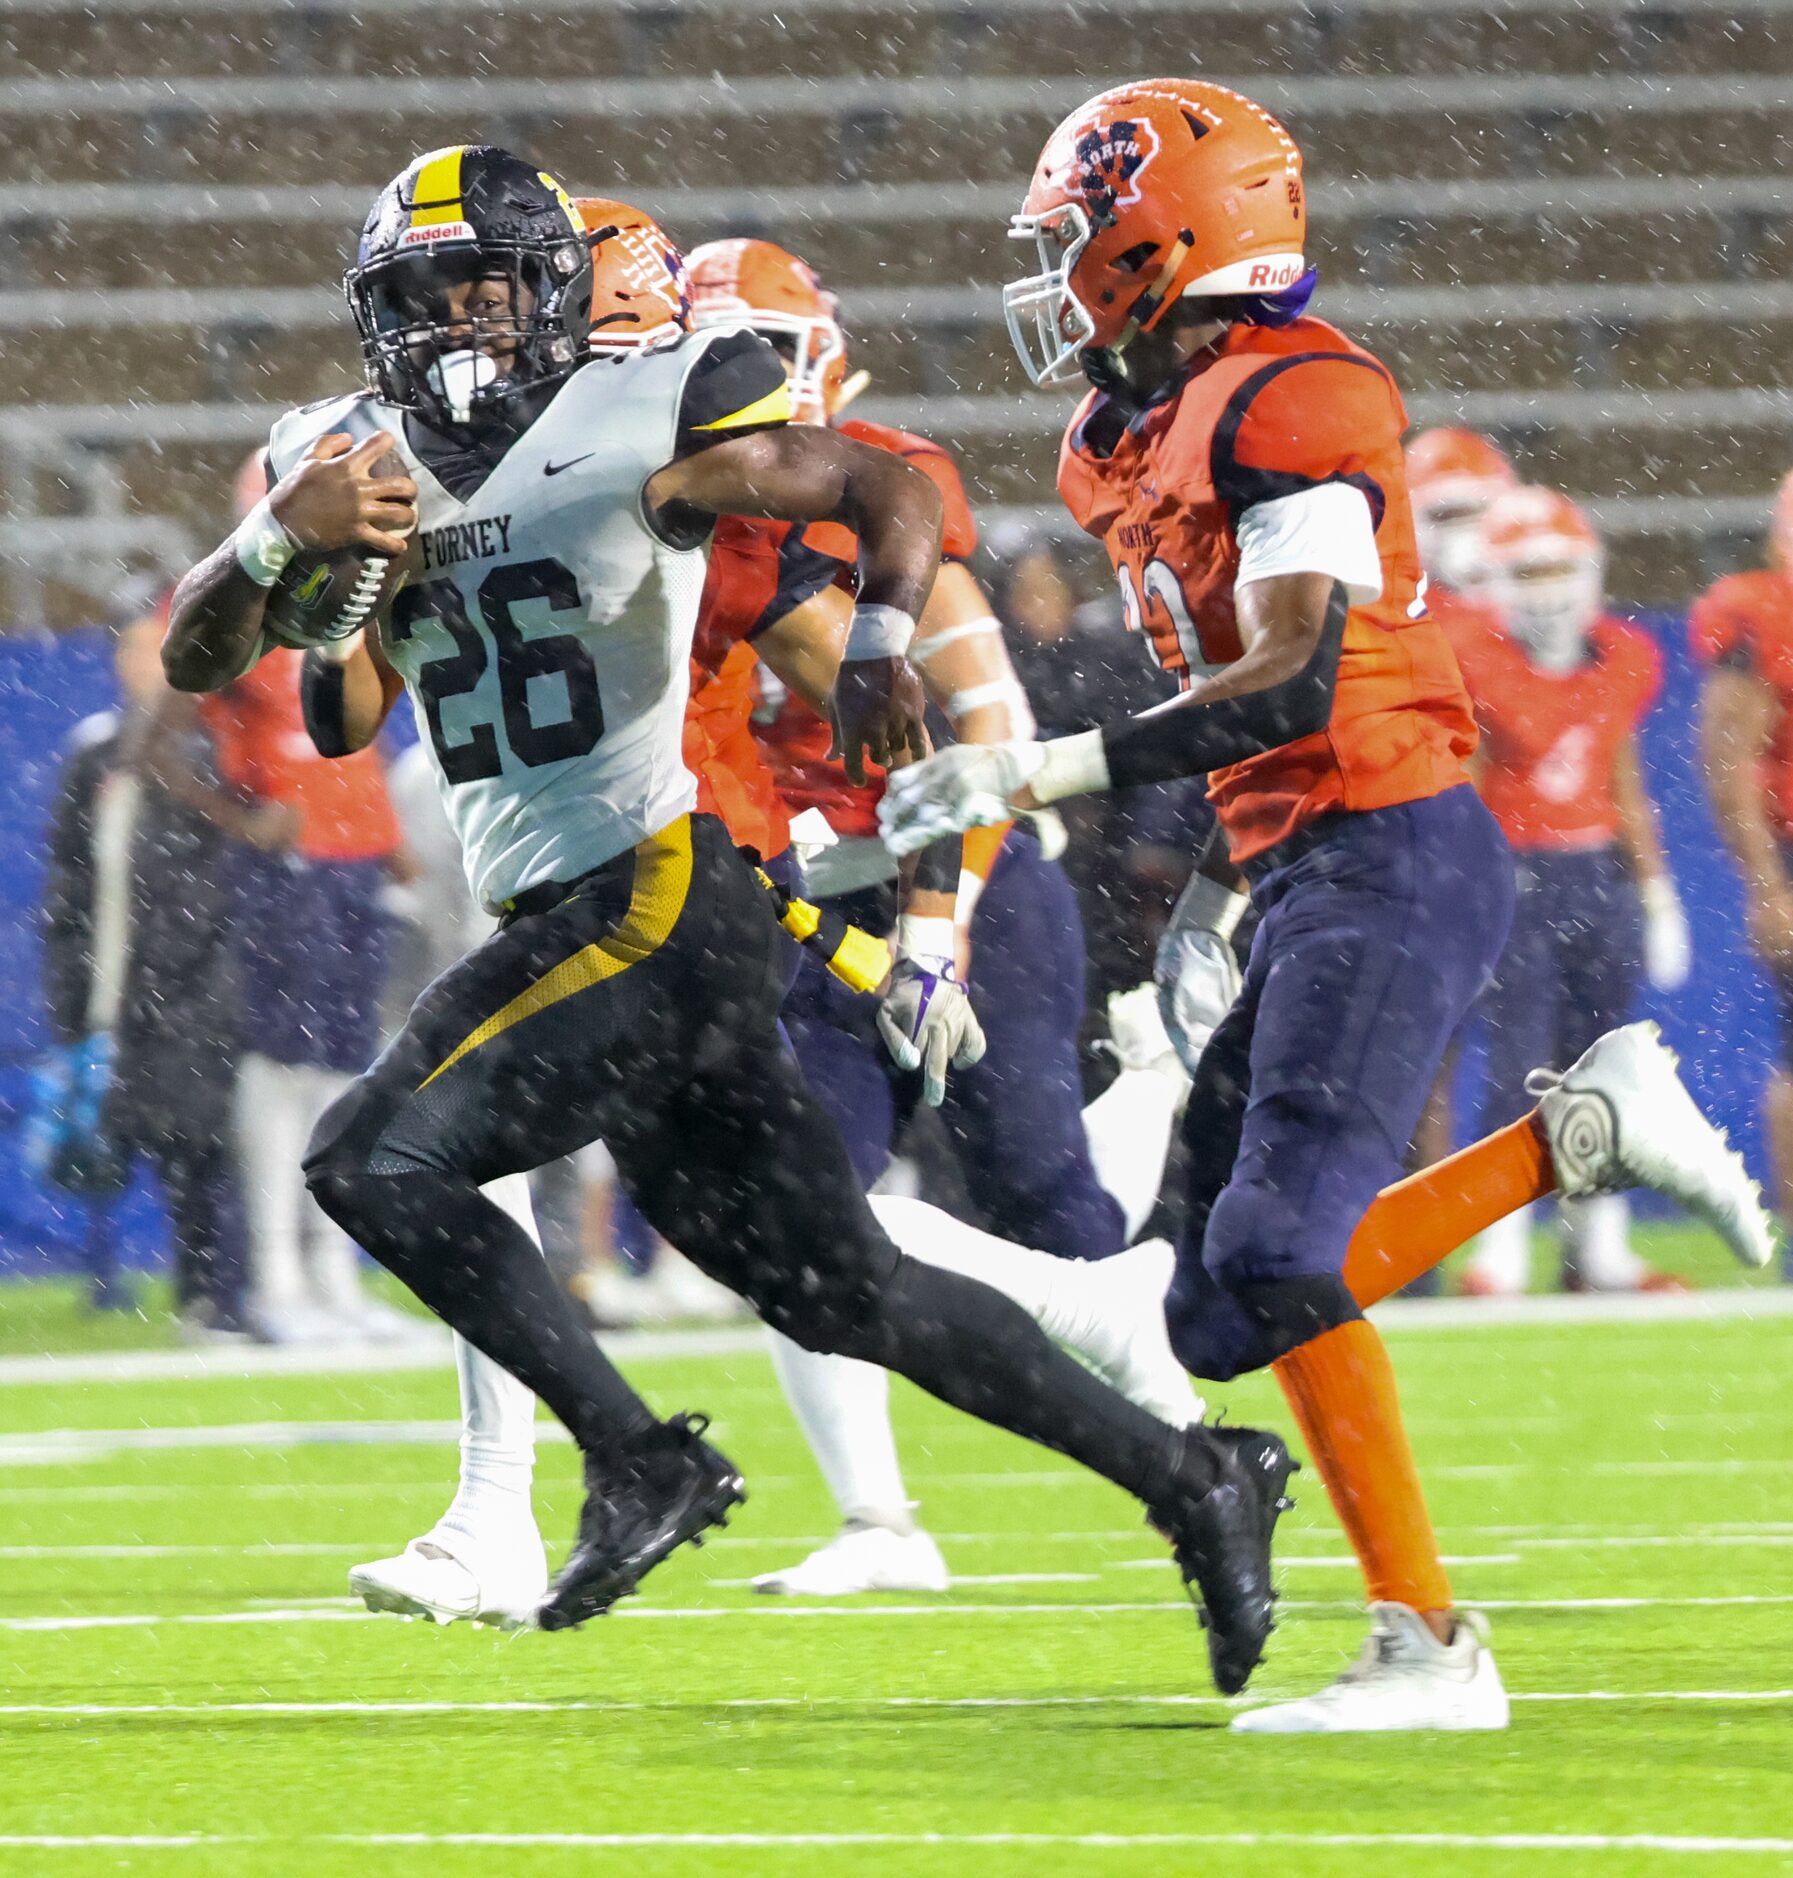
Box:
[1467,1203,1533,1293]
[438,1172,541,1544]
[234,1053,311,1314]
[1081,1065,1182,1242]
[1561,1194,1646,1290]
[765,1333,912,1533]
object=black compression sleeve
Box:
[299,652,350,759]
[1102,581,1348,791]
[911,829,964,895]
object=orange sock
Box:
[1342,1112,1555,1308]
[1273,1318,1451,1613]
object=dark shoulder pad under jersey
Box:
[674,330,792,457]
[752,530,843,637]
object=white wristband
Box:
[843,604,916,662]
[233,496,299,588]
[1029,729,1112,804]
[895,914,956,970]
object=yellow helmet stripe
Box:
[408,146,469,230]
[692,378,794,433]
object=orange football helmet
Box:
[1405,427,1517,591]
[1478,486,1605,671]
[573,197,692,353]
[687,237,845,423]
[1005,79,1307,388]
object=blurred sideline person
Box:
[1693,468,1793,1274]
[172,151,1286,1659]
[1448,490,1691,1295]
[1404,426,1518,1184]
[879,78,1771,1729]
[199,457,420,1345]
[34,605,259,1337]
[690,236,1194,1596]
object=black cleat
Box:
[1149,1422,1297,1696]
[536,1412,745,1632]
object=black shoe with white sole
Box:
[536,1412,746,1632]
[1150,1423,1296,1696]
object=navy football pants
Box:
[1166,786,1515,1381]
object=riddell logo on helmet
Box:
[1070,118,1161,226]
[399,221,476,248]
[1247,260,1304,289]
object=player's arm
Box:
[163,434,417,694]
[913,562,1034,745]
[1613,733,1690,990]
[646,423,941,785]
[878,570,1348,851]
[1702,658,1793,964]
[753,584,850,719]
[300,627,406,758]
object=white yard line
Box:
[2,1831,1792,1853]
[1,1286,1787,1389]
[7,1592,1791,1634]
[4,1691,1791,1721]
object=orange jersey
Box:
[201,647,400,863]
[751,419,979,837]
[1447,609,1660,851]
[1058,317,1477,863]
[1689,568,1793,839]
[685,515,837,859]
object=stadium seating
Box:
[3,0,1792,623]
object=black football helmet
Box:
[344,144,594,433]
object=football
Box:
[260,444,416,651]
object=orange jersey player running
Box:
[686,235,1202,1601]
[882,77,1772,1729]
[1693,466,1793,1268]
[1448,487,1691,1297]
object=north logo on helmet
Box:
[1069,118,1161,226]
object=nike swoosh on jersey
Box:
[543,454,595,477]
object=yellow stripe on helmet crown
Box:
[408,145,469,230]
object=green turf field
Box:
[1,1253,1790,1876]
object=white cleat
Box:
[1105,983,1189,1084]
[1231,1602,1510,1734]
[1065,1239,1206,1429]
[752,1523,949,1597]
[1530,1023,1776,1270]
[349,1526,548,1630]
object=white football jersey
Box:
[266,333,766,912]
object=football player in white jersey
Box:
[161,145,1288,1683]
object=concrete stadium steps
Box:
[11,193,1781,296]
[5,2,1793,83]
[6,78,1793,189]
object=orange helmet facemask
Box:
[1478,486,1605,673]
[1405,427,1518,592]
[1005,79,1311,390]
[687,237,846,423]
[573,197,692,353]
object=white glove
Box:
[1154,873,1248,1076]
[876,922,987,1106]
[1641,875,1691,991]
[877,742,1046,858]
